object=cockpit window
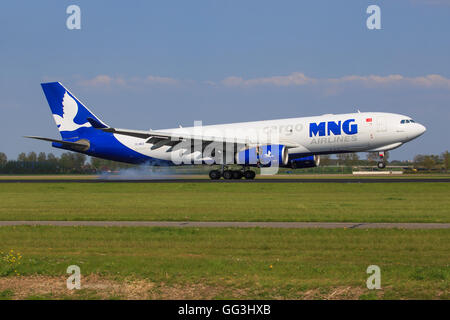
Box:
[401,119,414,124]
[410,119,415,123]
[401,120,405,124]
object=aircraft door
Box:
[369,116,390,147]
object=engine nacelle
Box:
[290,155,320,169]
[236,144,289,167]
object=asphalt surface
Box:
[0,221,448,229]
[0,178,449,183]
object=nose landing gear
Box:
[377,162,386,169]
[377,152,386,169]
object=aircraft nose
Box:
[416,123,426,137]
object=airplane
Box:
[26,82,426,180]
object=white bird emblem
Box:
[53,92,91,132]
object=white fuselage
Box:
[112,112,426,165]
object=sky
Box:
[1,0,449,160]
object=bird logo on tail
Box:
[53,91,91,132]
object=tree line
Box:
[0,151,133,174]
[0,150,448,174]
[320,151,449,171]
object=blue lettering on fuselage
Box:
[309,122,326,137]
[309,119,358,137]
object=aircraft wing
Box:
[100,127,300,148]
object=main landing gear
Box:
[377,151,386,169]
[209,166,256,180]
[208,170,222,180]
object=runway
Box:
[1,178,449,183]
[0,221,448,229]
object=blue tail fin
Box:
[41,82,108,140]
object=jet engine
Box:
[236,144,289,167]
[290,155,320,169]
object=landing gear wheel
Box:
[244,170,256,180]
[232,170,243,179]
[377,162,386,169]
[209,170,221,180]
[223,170,233,180]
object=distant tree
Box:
[37,152,47,162]
[27,152,37,162]
[367,152,378,162]
[59,153,71,172]
[90,157,122,171]
[422,156,436,171]
[349,153,360,166]
[414,154,439,171]
[442,151,449,172]
[47,153,57,163]
[89,156,136,172]
[389,159,408,166]
[320,154,331,166]
[336,153,348,165]
[74,153,87,170]
[90,157,103,170]
[0,152,7,166]
[17,152,27,162]
[58,152,87,173]
[336,153,359,166]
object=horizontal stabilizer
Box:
[24,136,90,151]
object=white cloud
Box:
[220,72,450,90]
[408,74,450,88]
[328,74,405,85]
[78,75,126,87]
[76,72,450,91]
[222,72,316,87]
[78,75,179,87]
[327,74,450,89]
[145,75,179,85]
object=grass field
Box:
[0,182,448,222]
[0,181,448,300]
[0,226,448,300]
